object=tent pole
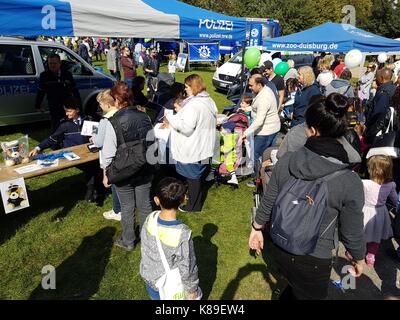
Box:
[240,40,246,96]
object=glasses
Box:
[367,66,373,68]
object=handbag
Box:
[106,117,147,184]
[153,211,186,300]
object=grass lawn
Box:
[0,59,280,300]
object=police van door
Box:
[38,45,93,110]
[0,44,43,126]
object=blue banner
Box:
[188,42,219,62]
[248,24,262,47]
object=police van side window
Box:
[0,45,36,76]
[38,46,85,76]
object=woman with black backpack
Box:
[101,82,154,251]
[249,93,366,300]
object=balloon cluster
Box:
[244,47,290,76]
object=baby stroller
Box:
[148,72,175,104]
[212,113,254,188]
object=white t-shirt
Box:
[168,60,177,74]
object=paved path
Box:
[328,239,400,300]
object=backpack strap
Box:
[109,116,126,146]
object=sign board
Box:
[176,53,188,71]
[0,177,29,214]
[188,42,219,62]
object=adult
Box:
[249,93,365,300]
[333,54,346,78]
[324,69,354,98]
[101,82,153,251]
[35,53,80,131]
[358,63,376,101]
[291,66,321,127]
[365,68,397,144]
[366,68,397,125]
[144,49,160,96]
[107,42,121,81]
[262,60,285,111]
[165,74,217,212]
[121,46,137,88]
[243,74,280,186]
[78,38,91,64]
[311,52,326,78]
[284,59,298,82]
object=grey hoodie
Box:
[256,145,365,260]
[324,79,354,98]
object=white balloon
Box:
[344,49,363,69]
[378,53,388,63]
[259,53,272,66]
[272,58,282,69]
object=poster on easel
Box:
[176,53,188,71]
[0,178,30,214]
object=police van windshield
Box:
[228,51,243,64]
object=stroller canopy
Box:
[0,0,246,41]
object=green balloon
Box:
[275,61,289,76]
[244,47,261,69]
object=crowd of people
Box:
[29,43,400,300]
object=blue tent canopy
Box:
[263,22,400,53]
[0,0,246,41]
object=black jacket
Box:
[35,69,80,110]
[366,81,397,126]
[256,137,365,260]
[365,107,398,145]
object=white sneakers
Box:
[103,210,121,221]
[227,172,238,185]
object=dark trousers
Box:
[49,106,66,133]
[186,175,209,212]
[109,70,121,81]
[270,241,332,300]
[77,162,102,193]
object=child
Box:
[29,96,103,203]
[362,155,397,267]
[91,90,121,221]
[238,95,253,124]
[140,177,202,300]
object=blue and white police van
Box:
[0,37,115,126]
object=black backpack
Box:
[106,117,147,185]
[270,170,348,255]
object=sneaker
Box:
[103,210,121,221]
[246,181,256,188]
[227,173,238,185]
[178,205,189,213]
[366,253,375,267]
[114,238,134,252]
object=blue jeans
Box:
[111,184,121,213]
[254,133,277,178]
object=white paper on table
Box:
[14,164,42,174]
[0,177,30,214]
[81,120,99,136]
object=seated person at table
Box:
[29,96,103,203]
